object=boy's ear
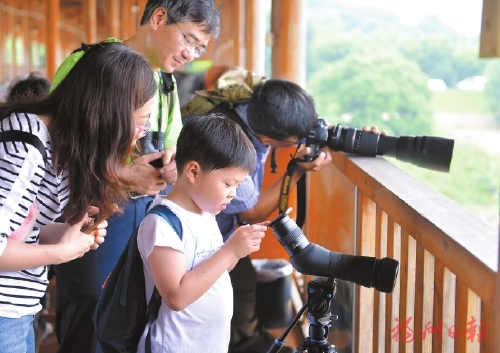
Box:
[150,7,168,30]
[185,161,201,183]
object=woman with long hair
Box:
[0,42,157,353]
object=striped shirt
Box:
[0,112,69,318]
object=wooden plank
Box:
[432,260,444,353]
[398,229,409,353]
[414,241,425,353]
[330,153,497,306]
[373,207,388,353]
[455,278,468,352]
[385,218,399,353]
[355,192,376,353]
[442,268,456,352]
[421,250,435,352]
[481,300,494,352]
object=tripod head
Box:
[298,279,339,353]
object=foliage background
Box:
[305,0,499,227]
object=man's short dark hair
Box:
[247,78,318,140]
[176,114,256,173]
[140,0,220,38]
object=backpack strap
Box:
[144,204,182,353]
[0,130,47,165]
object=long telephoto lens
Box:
[268,210,399,293]
[326,124,454,173]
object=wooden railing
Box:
[302,152,499,353]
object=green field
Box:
[431,89,492,114]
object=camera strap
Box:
[278,157,298,214]
[278,152,307,229]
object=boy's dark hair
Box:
[247,78,318,140]
[7,72,51,102]
[140,0,220,38]
[176,114,256,173]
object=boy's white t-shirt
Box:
[137,196,233,353]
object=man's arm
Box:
[238,147,332,224]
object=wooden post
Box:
[232,0,245,68]
[270,0,306,84]
[46,0,60,80]
[245,0,265,75]
[20,1,30,74]
[121,0,132,39]
[109,0,120,38]
[480,0,500,57]
[86,0,97,43]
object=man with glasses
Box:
[50,1,220,352]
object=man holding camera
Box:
[50,1,220,352]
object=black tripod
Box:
[267,278,339,353]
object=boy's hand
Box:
[226,222,268,259]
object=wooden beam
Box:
[480,0,500,57]
[46,0,60,80]
[270,0,306,84]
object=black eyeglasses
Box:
[174,23,206,58]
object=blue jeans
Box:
[0,315,35,353]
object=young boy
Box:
[136,114,267,352]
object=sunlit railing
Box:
[302,152,499,353]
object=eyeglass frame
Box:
[135,117,151,137]
[173,22,206,58]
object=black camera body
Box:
[304,118,455,173]
[142,131,165,168]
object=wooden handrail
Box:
[306,151,498,352]
[331,152,497,303]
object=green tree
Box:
[307,51,433,136]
